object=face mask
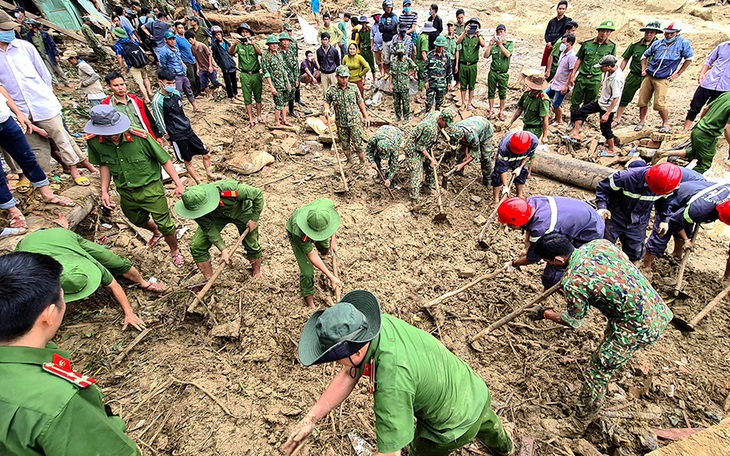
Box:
[0,31,15,43]
[665,36,677,43]
[559,43,567,52]
[308,56,314,61]
[404,7,411,13]
[165,84,176,92]
[14,12,21,19]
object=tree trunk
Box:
[204,12,283,35]
[532,150,615,190]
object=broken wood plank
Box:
[531,150,615,190]
[613,127,652,147]
[267,124,301,134]
[0,0,85,42]
[653,428,704,441]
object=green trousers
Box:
[570,75,601,113]
[687,128,719,174]
[361,49,376,76]
[289,234,330,297]
[393,91,410,120]
[409,389,513,456]
[459,64,478,92]
[190,220,261,263]
[407,153,434,200]
[118,181,176,236]
[524,125,544,138]
[417,60,426,90]
[487,71,509,100]
[619,72,644,107]
[240,72,263,105]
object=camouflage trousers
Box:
[425,86,446,111]
[273,87,292,110]
[337,123,365,154]
[407,152,435,200]
[393,91,410,121]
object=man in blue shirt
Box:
[174,21,200,97]
[158,30,200,111]
[634,21,694,133]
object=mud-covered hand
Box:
[683,239,694,251]
[526,305,546,321]
[280,416,316,455]
[658,222,669,236]
[503,260,516,273]
[597,209,611,220]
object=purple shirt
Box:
[701,41,730,92]
[550,49,577,91]
[525,196,605,263]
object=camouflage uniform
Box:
[261,50,292,110]
[281,45,299,103]
[81,23,108,61]
[405,111,441,199]
[366,125,403,181]
[560,239,672,417]
[424,49,452,111]
[325,82,365,154]
[451,116,494,185]
[390,48,417,122]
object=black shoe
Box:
[297,100,307,107]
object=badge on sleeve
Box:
[362,357,375,393]
[42,353,96,388]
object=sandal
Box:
[147,232,163,247]
[611,120,621,128]
[249,121,255,129]
[282,120,293,127]
[561,135,578,144]
[485,109,492,119]
[141,280,167,293]
[258,117,266,124]
[42,195,76,207]
[499,113,506,121]
[73,176,90,186]
[171,251,184,267]
[658,125,671,133]
[599,151,617,157]
[16,178,31,193]
[634,122,645,132]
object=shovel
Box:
[326,115,349,194]
[673,225,698,300]
[477,173,517,249]
[332,250,342,302]
[441,166,459,190]
[422,268,503,308]
[424,150,447,222]
[671,281,730,333]
[469,282,561,351]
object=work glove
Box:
[512,166,523,177]
[501,185,510,196]
[324,107,331,117]
[527,305,546,321]
[503,260,517,273]
[658,222,669,236]
[597,209,611,220]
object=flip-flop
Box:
[141,281,166,293]
[171,251,184,267]
[499,113,506,121]
[73,176,90,186]
[147,232,163,247]
[611,120,621,128]
[561,135,578,144]
[599,151,617,157]
[249,121,255,129]
[42,195,76,207]
[16,178,31,193]
[634,123,645,132]
[658,126,671,133]
[282,120,293,127]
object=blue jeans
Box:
[545,86,567,108]
[0,118,49,209]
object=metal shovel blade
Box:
[670,316,695,333]
[433,212,448,222]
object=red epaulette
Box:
[42,353,96,389]
[539,92,548,101]
[82,133,97,141]
[128,127,149,139]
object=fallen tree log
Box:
[204,12,283,35]
[532,150,615,190]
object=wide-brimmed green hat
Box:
[394,42,405,54]
[174,184,220,219]
[112,27,127,39]
[58,254,102,302]
[434,35,447,47]
[296,199,340,241]
[279,31,291,41]
[298,290,382,366]
[596,19,616,31]
[640,21,663,33]
[265,34,280,44]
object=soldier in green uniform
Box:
[279,32,300,118]
[84,105,186,268]
[612,21,662,127]
[324,65,371,163]
[261,34,293,126]
[228,22,264,128]
[423,36,452,113]
[449,115,495,186]
[416,22,433,95]
[285,199,342,309]
[456,18,486,110]
[485,24,513,121]
[356,16,376,78]
[366,125,403,188]
[406,108,456,201]
[530,234,672,430]
[507,73,550,142]
[568,20,617,124]
[80,16,109,62]
[0,252,142,455]
[16,227,165,331]
[175,180,264,280]
[443,21,458,90]
[389,42,417,122]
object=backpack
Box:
[122,40,148,68]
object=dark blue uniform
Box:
[490,131,538,187]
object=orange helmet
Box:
[508,131,532,155]
[717,200,730,225]
[497,197,535,226]
[645,162,682,195]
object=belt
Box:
[580,73,597,79]
[460,61,477,66]
[241,70,260,75]
[524,124,541,128]
[491,70,507,74]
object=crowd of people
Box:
[1,1,730,455]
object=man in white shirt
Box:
[0,16,98,187]
[568,54,624,157]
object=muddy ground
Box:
[8,0,730,455]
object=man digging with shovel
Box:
[324,65,371,165]
[529,233,673,434]
[406,108,456,203]
[281,290,515,456]
[447,115,494,187]
[491,131,538,203]
[366,125,403,188]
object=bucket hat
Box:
[422,21,437,33]
[58,254,102,302]
[174,184,220,219]
[84,105,131,136]
[434,35,447,47]
[639,21,663,33]
[596,20,616,31]
[237,22,253,34]
[61,50,78,60]
[335,65,350,77]
[283,23,293,31]
[524,73,548,90]
[265,34,280,44]
[279,31,291,41]
[593,54,618,68]
[298,290,382,366]
[113,27,128,39]
[359,15,368,24]
[296,199,340,241]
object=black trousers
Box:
[686,85,723,121]
[222,71,238,99]
[574,101,615,140]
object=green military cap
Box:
[640,21,663,33]
[596,20,616,31]
[58,254,102,302]
[433,35,447,47]
[296,199,341,241]
[394,42,405,54]
[265,34,280,44]
[112,27,127,39]
[283,23,293,31]
[439,108,457,128]
[279,31,291,41]
[174,184,220,219]
[81,15,91,21]
[335,65,350,77]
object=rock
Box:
[304,140,323,152]
[271,130,289,139]
[281,406,302,416]
[690,8,713,21]
[457,267,476,278]
[470,195,482,204]
[474,214,487,225]
[114,234,132,247]
[211,320,240,338]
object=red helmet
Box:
[717,200,730,225]
[497,197,535,226]
[645,162,682,195]
[508,131,531,155]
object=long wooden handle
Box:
[478,173,517,241]
[375,167,396,199]
[423,268,503,308]
[332,251,342,302]
[674,225,698,294]
[689,282,730,327]
[327,116,349,192]
[471,282,561,342]
[187,227,251,313]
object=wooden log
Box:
[613,127,651,147]
[0,0,85,42]
[204,12,282,35]
[531,150,615,190]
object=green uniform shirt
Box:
[81,23,103,48]
[454,24,465,51]
[193,180,264,251]
[416,33,429,62]
[696,91,730,137]
[443,35,457,59]
[454,116,494,159]
[281,46,299,86]
[16,228,132,287]
[549,38,562,76]
[575,37,616,77]
[424,49,452,89]
[325,83,363,128]
[261,50,291,90]
[285,206,332,253]
[192,26,210,44]
[87,131,171,189]
[390,56,418,92]
[366,125,402,180]
[406,111,440,156]
[488,40,513,73]
[30,32,44,56]
[621,38,656,75]
[517,90,550,128]
[358,28,372,50]
[360,315,489,453]
[234,43,261,73]
[110,96,144,130]
[0,343,139,456]
[460,35,481,63]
